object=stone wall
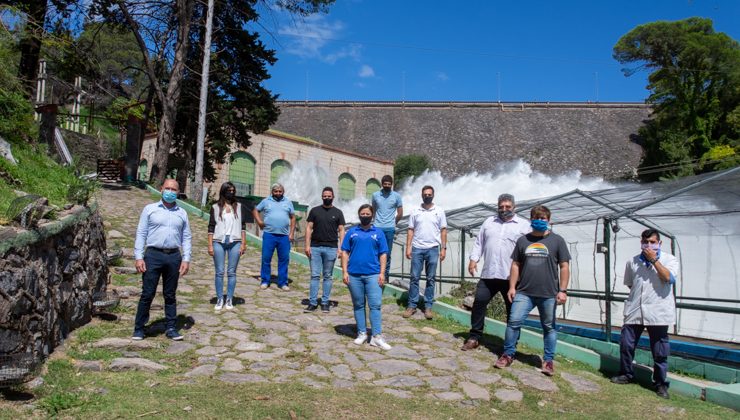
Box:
[272,101,651,179]
[0,204,108,362]
[62,130,111,171]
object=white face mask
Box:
[641,243,660,251]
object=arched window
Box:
[338,173,356,201]
[137,159,148,181]
[365,178,381,199]
[270,159,293,185]
[229,151,256,196]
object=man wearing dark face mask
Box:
[371,175,403,283]
[611,229,679,399]
[404,185,447,320]
[461,194,530,351]
[304,187,346,312]
[253,183,296,291]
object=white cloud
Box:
[358,65,375,78]
[354,82,367,88]
[435,71,449,81]
[277,15,361,64]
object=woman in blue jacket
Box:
[208,182,248,311]
[341,204,391,350]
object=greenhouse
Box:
[389,167,740,344]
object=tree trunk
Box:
[150,0,195,187]
[17,0,48,98]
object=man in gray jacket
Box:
[611,228,679,399]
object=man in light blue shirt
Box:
[253,183,296,290]
[371,175,403,282]
[132,179,192,341]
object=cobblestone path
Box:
[98,184,603,404]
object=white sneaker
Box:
[280,285,290,291]
[260,284,268,290]
[214,298,224,311]
[370,334,392,350]
[353,332,368,345]
[225,299,233,310]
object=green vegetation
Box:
[614,17,740,180]
[393,154,433,184]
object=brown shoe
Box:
[461,338,479,351]
[541,360,554,376]
[424,308,434,320]
[494,354,514,369]
[402,308,417,318]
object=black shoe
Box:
[610,374,633,385]
[656,384,670,399]
[321,303,330,313]
[304,304,318,313]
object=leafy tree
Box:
[614,17,740,179]
[394,154,432,184]
[0,29,34,142]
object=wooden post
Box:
[124,115,143,183]
[37,104,57,146]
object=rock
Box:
[367,359,423,377]
[333,379,355,389]
[425,376,455,390]
[373,375,425,387]
[495,388,523,402]
[166,342,195,355]
[386,345,421,360]
[26,377,44,389]
[113,266,138,274]
[218,373,266,384]
[462,371,501,385]
[195,346,228,356]
[109,357,167,372]
[462,295,475,309]
[426,357,458,371]
[0,136,17,165]
[184,365,217,377]
[221,358,243,372]
[435,392,464,401]
[298,376,325,389]
[75,360,103,372]
[459,382,490,401]
[237,352,280,362]
[317,352,341,364]
[330,364,353,380]
[500,378,517,387]
[92,337,158,349]
[510,369,559,392]
[420,327,441,335]
[560,372,600,393]
[198,356,221,364]
[107,230,126,239]
[383,389,413,399]
[305,364,331,378]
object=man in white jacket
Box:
[611,228,679,399]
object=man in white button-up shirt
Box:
[611,228,679,400]
[461,194,529,351]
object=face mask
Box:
[382,186,391,193]
[531,219,549,232]
[162,190,177,204]
[422,196,433,205]
[272,194,283,201]
[641,243,660,251]
[359,216,373,226]
[498,210,514,220]
[322,198,333,206]
[224,192,235,200]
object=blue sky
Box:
[256,0,740,102]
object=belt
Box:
[148,247,180,254]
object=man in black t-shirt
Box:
[494,205,571,377]
[304,187,346,313]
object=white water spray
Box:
[279,159,613,222]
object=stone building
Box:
[138,129,394,201]
[272,101,652,179]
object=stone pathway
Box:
[96,184,602,404]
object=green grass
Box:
[0,142,82,217]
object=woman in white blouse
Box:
[208,182,248,311]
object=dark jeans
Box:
[379,227,395,280]
[134,248,181,331]
[468,278,512,341]
[619,324,670,387]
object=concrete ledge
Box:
[705,383,740,411]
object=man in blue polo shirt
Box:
[253,183,296,291]
[371,175,403,282]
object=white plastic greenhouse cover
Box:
[392,167,740,343]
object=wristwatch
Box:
[559,289,567,294]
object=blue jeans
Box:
[261,232,290,287]
[379,228,395,280]
[134,248,181,331]
[348,274,383,336]
[503,293,558,361]
[408,246,439,309]
[213,235,241,301]
[309,246,338,305]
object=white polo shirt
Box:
[408,204,447,249]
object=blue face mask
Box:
[531,219,549,232]
[162,190,178,204]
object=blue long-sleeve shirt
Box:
[134,201,192,262]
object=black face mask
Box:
[322,198,333,206]
[422,196,433,205]
[498,210,514,220]
[224,192,235,200]
[359,216,373,226]
[272,194,283,201]
[382,186,391,193]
